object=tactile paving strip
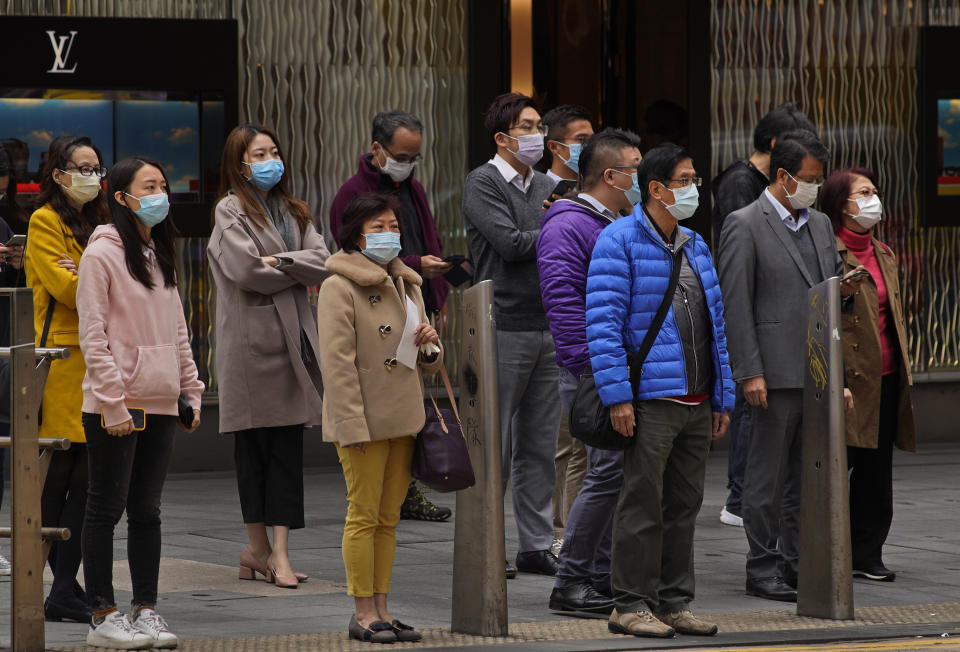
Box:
[50,602,960,651]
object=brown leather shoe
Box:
[607,608,675,638]
[654,609,718,636]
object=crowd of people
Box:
[0,91,916,648]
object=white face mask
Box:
[379,149,417,183]
[782,171,821,209]
[59,171,101,204]
[845,194,883,230]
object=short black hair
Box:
[339,193,403,253]
[483,92,536,144]
[769,129,829,178]
[753,103,816,153]
[541,104,593,143]
[637,142,692,205]
[371,110,423,147]
[580,128,643,189]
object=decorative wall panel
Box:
[3,0,469,390]
[711,0,960,374]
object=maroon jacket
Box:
[330,154,449,312]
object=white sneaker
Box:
[134,607,179,648]
[87,611,153,649]
[0,553,11,576]
[720,506,743,527]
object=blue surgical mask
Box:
[362,232,402,264]
[661,183,700,220]
[561,143,583,174]
[244,158,284,191]
[125,192,169,227]
[612,169,643,206]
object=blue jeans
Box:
[554,367,624,590]
[725,383,752,510]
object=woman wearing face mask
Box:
[25,135,108,624]
[208,124,329,590]
[316,192,442,644]
[77,156,204,649]
[820,168,916,583]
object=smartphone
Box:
[550,178,578,198]
[843,268,870,282]
[101,407,146,431]
[3,234,25,248]
[443,254,466,266]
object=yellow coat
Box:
[24,205,87,442]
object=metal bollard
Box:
[8,288,47,649]
[451,280,508,636]
[797,276,854,620]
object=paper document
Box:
[396,295,421,369]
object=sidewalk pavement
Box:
[2,442,959,651]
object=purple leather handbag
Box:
[411,365,475,493]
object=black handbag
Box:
[569,248,682,450]
[412,364,475,493]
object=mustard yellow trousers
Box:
[337,436,416,597]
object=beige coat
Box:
[317,251,443,447]
[837,235,916,452]
[208,193,330,433]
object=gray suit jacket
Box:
[718,192,843,390]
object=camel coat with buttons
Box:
[837,235,916,452]
[316,251,443,447]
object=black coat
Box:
[0,217,26,422]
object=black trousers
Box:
[81,413,175,610]
[847,372,898,568]
[234,425,305,529]
[41,444,88,603]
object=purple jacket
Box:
[536,197,616,376]
[330,154,449,312]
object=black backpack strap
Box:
[39,297,55,348]
[628,248,682,392]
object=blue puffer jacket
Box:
[585,206,735,411]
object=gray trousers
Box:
[742,388,803,582]
[612,400,712,613]
[496,329,561,553]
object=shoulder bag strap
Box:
[628,249,682,391]
[39,296,55,348]
[436,363,461,425]
[236,215,268,257]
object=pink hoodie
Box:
[77,225,204,427]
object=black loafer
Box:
[348,616,396,644]
[44,596,92,623]
[549,582,614,615]
[516,550,559,576]
[391,619,422,642]
[853,565,896,582]
[592,580,613,599]
[745,576,797,602]
[781,569,798,589]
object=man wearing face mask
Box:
[463,92,560,578]
[719,130,860,602]
[536,128,640,616]
[539,105,594,186]
[331,110,451,316]
[585,143,733,638]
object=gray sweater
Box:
[463,162,554,331]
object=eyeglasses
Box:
[849,187,882,200]
[379,142,422,164]
[663,177,702,188]
[61,164,107,178]
[786,171,825,185]
[509,122,547,136]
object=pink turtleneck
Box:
[837,226,897,376]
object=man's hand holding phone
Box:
[0,234,25,269]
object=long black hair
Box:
[105,156,178,289]
[34,135,109,246]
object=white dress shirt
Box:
[577,192,617,222]
[490,153,532,193]
[763,188,809,232]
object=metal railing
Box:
[0,287,71,650]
